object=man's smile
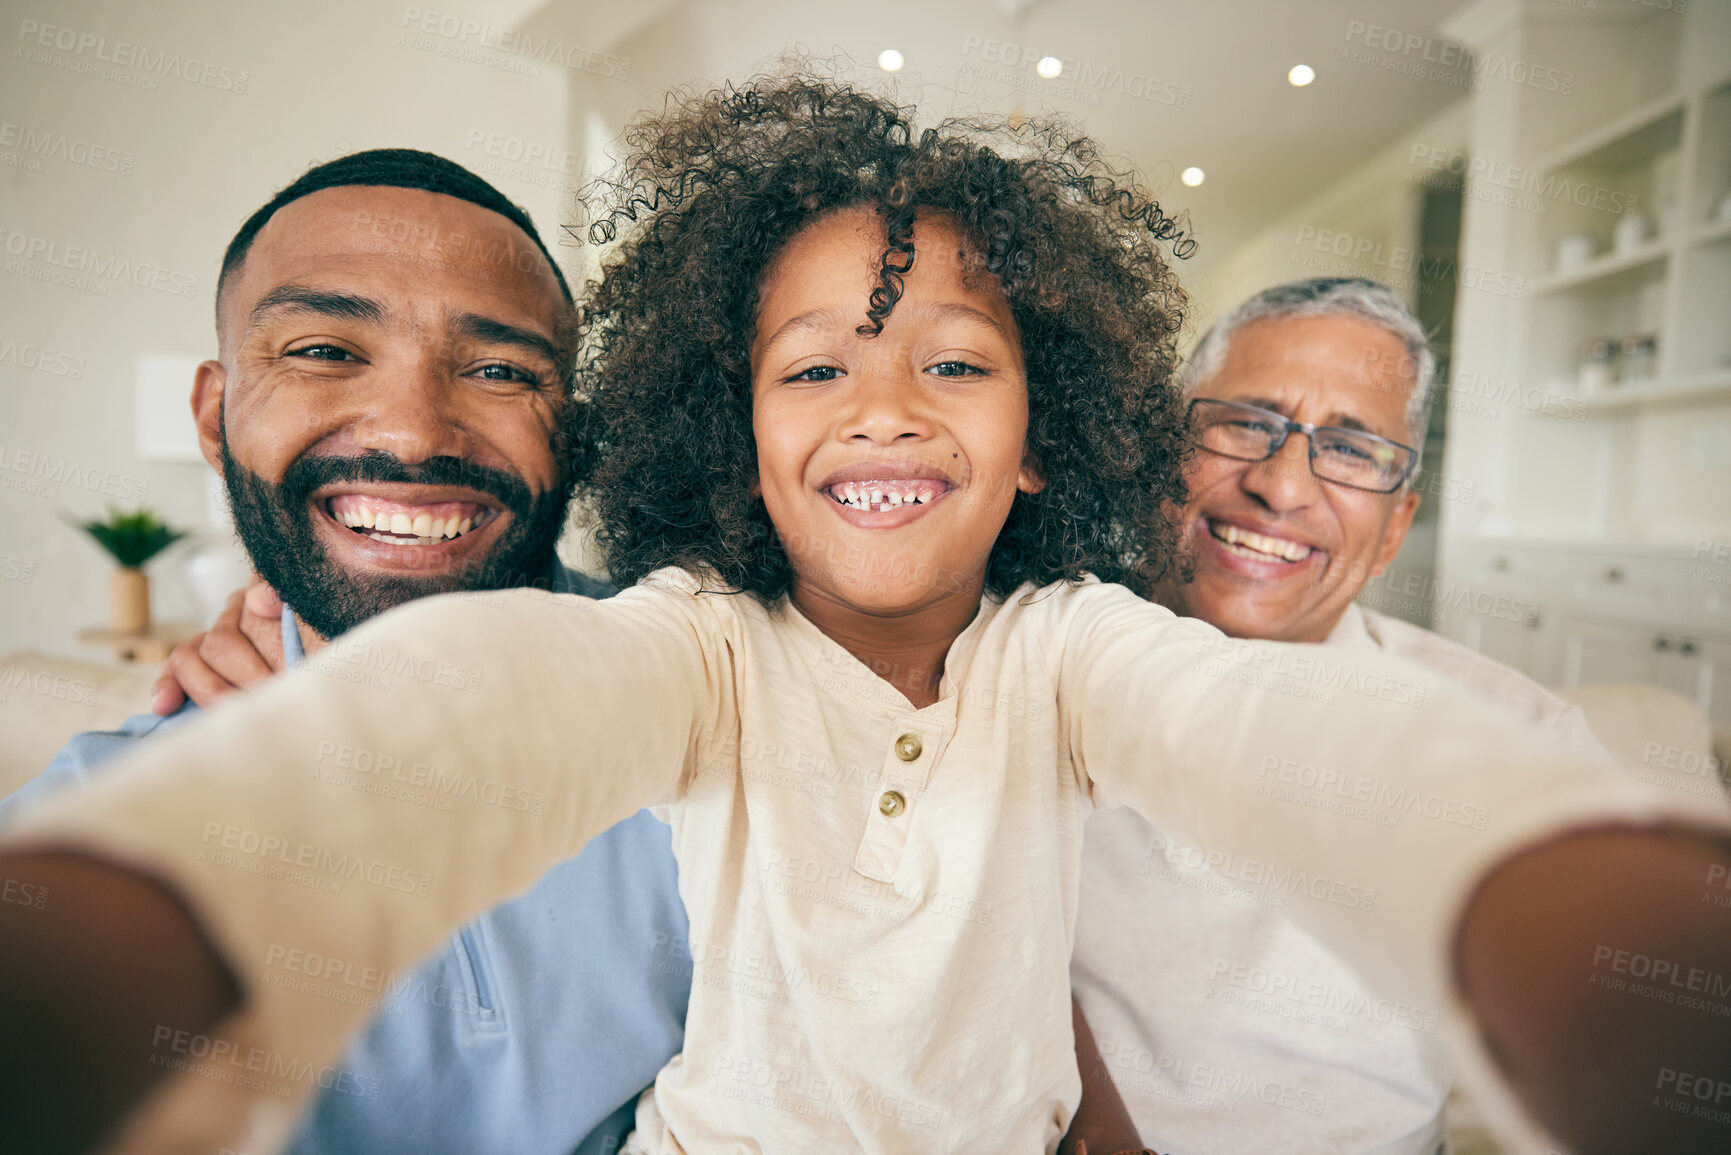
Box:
[1202,516,1322,569]
[326,494,496,544]
[310,483,508,562]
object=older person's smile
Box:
[1203,516,1317,565]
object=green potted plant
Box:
[69,507,186,634]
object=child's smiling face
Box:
[751,206,1044,619]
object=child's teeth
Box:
[827,481,950,511]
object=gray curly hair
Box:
[1181,277,1436,471]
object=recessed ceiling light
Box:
[1288,63,1316,87]
[1180,166,1205,187]
[878,48,905,72]
[1036,56,1062,79]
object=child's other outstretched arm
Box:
[1057,583,1731,1155]
[0,583,714,1154]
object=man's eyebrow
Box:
[450,312,561,364]
[1226,396,1398,439]
[247,285,386,330]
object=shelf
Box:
[1532,241,1669,296]
[1534,92,1686,175]
[1693,217,1731,247]
[1582,370,1731,414]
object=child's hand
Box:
[1457,825,1731,1153]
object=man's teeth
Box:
[829,482,939,512]
[332,506,482,543]
[1209,521,1313,563]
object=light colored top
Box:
[1071,603,1607,1155]
[2,571,1720,1155]
[1352,606,1601,757]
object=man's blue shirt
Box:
[0,569,691,1155]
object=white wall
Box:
[1193,100,1470,334]
[0,0,570,657]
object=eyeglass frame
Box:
[1185,397,1419,495]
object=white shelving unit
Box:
[1428,0,1731,728]
[1523,78,1731,409]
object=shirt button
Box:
[894,733,923,762]
[878,790,907,818]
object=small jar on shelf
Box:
[1577,339,1615,394]
[1617,333,1660,388]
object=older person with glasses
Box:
[1069,278,1609,1155]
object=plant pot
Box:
[110,567,150,634]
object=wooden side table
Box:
[76,623,202,665]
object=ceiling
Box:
[523,0,1475,279]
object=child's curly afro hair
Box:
[567,70,1194,602]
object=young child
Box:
[2,75,1719,1155]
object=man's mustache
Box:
[278,452,534,516]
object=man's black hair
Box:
[216,147,572,313]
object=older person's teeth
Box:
[1211,521,1312,562]
[459,517,473,534]
[428,518,445,539]
[410,513,430,537]
[386,513,408,535]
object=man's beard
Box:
[220,435,571,641]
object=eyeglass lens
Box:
[1191,401,1411,491]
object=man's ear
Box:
[191,360,227,474]
[1370,490,1421,577]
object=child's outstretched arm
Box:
[0,583,713,1154]
[1058,584,1731,1155]
[1058,996,1154,1155]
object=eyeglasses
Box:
[1187,398,1417,494]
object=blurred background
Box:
[2,0,1730,777]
